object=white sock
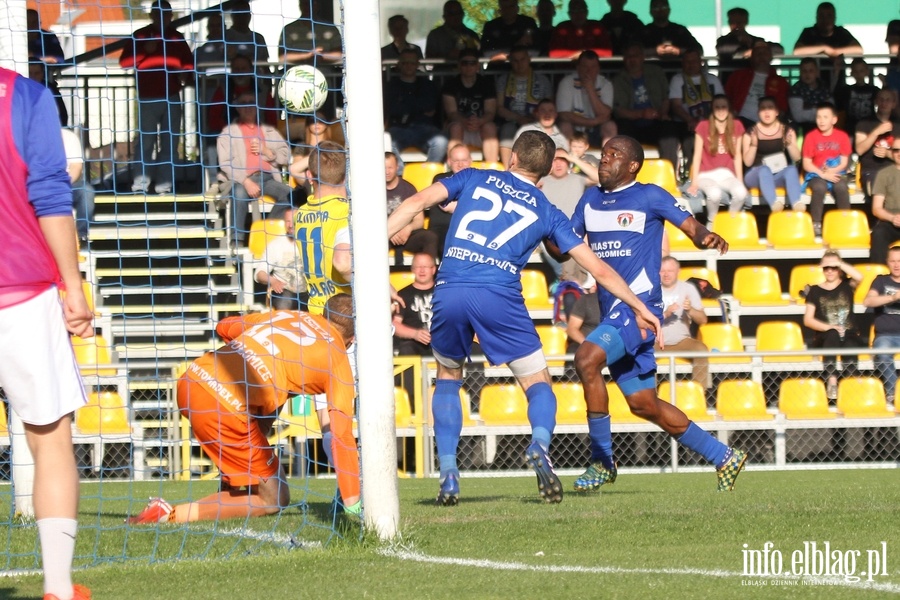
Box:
[37,518,76,599]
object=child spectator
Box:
[801,102,852,236]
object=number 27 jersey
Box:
[438,168,583,290]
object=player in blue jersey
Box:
[387,131,661,505]
[569,135,747,493]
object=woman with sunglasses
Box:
[802,250,863,401]
[685,94,748,228]
[742,96,803,213]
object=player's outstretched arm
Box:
[39,215,94,338]
[568,244,661,340]
[680,216,729,254]
[386,182,449,237]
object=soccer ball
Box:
[277,65,329,114]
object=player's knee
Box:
[626,390,661,419]
[574,343,602,377]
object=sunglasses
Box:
[892,148,900,153]
[822,265,840,272]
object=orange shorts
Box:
[177,375,280,488]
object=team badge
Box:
[617,213,634,227]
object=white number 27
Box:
[454,186,538,250]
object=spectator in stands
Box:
[538,148,593,280]
[27,58,67,127]
[612,42,675,166]
[533,0,557,57]
[742,96,803,213]
[685,95,748,226]
[803,251,864,401]
[640,0,701,65]
[725,40,790,129]
[715,8,783,77]
[61,128,95,247]
[381,14,424,61]
[26,9,65,65]
[789,57,834,136]
[669,47,725,174]
[442,49,499,164]
[598,0,643,57]
[566,289,600,353]
[855,89,900,201]
[863,245,900,406]
[802,102,852,236]
[495,46,553,165]
[425,1,481,61]
[253,208,308,310]
[194,11,227,71]
[556,50,617,148]
[207,53,277,148]
[217,91,292,248]
[481,0,539,59]
[195,12,227,189]
[514,97,570,151]
[393,253,437,357]
[225,0,271,83]
[792,2,863,58]
[0,65,93,600]
[279,0,343,65]
[834,58,878,138]
[657,256,710,391]
[294,142,351,314]
[870,139,900,264]
[119,0,194,195]
[428,144,470,256]
[567,131,600,182]
[131,297,361,523]
[548,0,613,59]
[384,49,449,165]
[887,20,900,59]
[386,152,439,264]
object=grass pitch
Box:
[3,468,899,599]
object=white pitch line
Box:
[380,548,900,595]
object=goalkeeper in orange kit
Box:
[128,294,360,523]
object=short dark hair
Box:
[756,95,779,111]
[815,101,837,115]
[511,130,555,178]
[577,49,600,63]
[388,14,407,26]
[727,7,749,20]
[458,48,480,62]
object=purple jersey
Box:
[437,168,583,291]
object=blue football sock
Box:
[587,413,615,469]
[525,382,556,451]
[322,431,334,468]
[433,379,463,476]
[677,422,729,467]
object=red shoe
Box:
[43,583,92,599]
[126,497,173,524]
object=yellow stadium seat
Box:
[837,378,896,418]
[636,158,679,196]
[521,270,553,310]
[822,210,870,250]
[853,264,890,304]
[402,162,446,191]
[427,387,476,427]
[658,380,713,421]
[553,382,586,425]
[536,324,568,367]
[756,321,812,362]
[269,394,322,445]
[788,264,825,302]
[76,391,131,435]
[665,221,699,252]
[71,334,116,376]
[698,323,749,364]
[247,219,287,260]
[607,382,642,423]
[479,384,529,425]
[0,405,8,436]
[717,380,773,420]
[395,387,413,427]
[778,378,834,419]
[766,211,820,250]
[471,161,504,170]
[678,266,721,308]
[732,265,790,306]
[712,212,765,250]
[389,271,415,292]
[82,280,96,313]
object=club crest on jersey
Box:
[617,213,634,227]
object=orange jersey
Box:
[186,310,354,418]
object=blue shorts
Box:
[431,285,541,366]
[584,304,657,394]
